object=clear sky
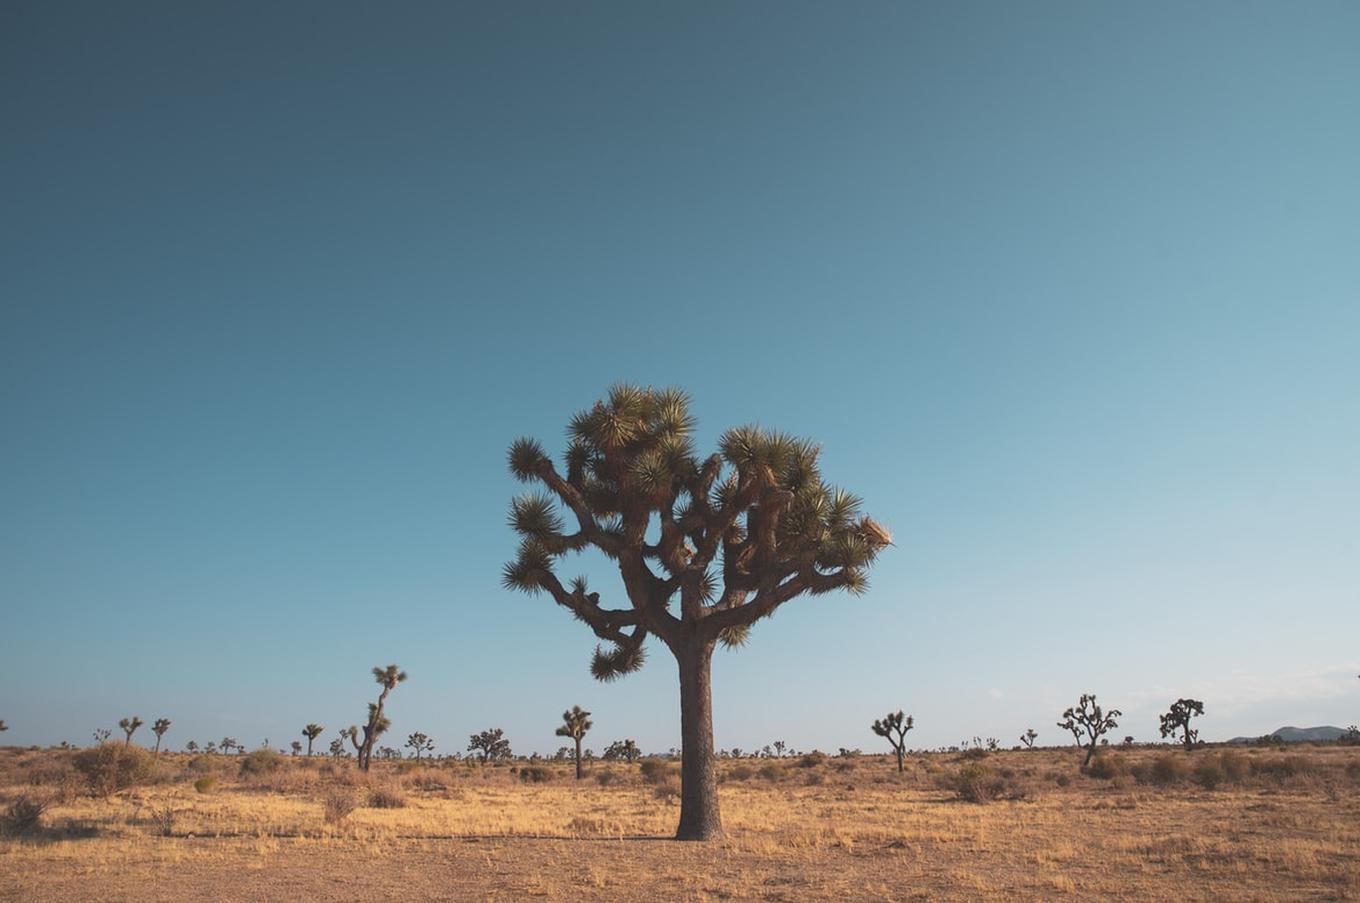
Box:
[2,2,1357,757]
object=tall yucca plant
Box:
[504,385,891,839]
[358,665,405,771]
[151,718,171,755]
[302,723,325,757]
[555,705,593,780]
[118,716,143,748]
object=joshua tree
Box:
[289,740,302,756]
[118,716,144,747]
[93,727,112,745]
[343,726,362,758]
[555,706,593,779]
[220,737,241,755]
[1058,694,1122,769]
[871,711,914,772]
[1159,698,1205,751]
[503,385,891,840]
[186,740,199,753]
[302,723,325,757]
[1021,729,1038,750]
[406,732,434,760]
[358,665,406,771]
[468,728,511,762]
[604,739,641,762]
[150,718,171,754]
[328,737,345,758]
[773,740,787,757]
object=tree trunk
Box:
[675,637,723,841]
[895,747,904,773]
[574,738,583,780]
[307,738,313,757]
[1083,743,1096,769]
[154,737,162,755]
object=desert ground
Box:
[2,744,1358,902]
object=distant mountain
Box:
[1227,725,1349,744]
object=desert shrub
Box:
[187,756,218,773]
[797,752,826,769]
[239,749,284,777]
[954,764,1004,803]
[805,772,825,786]
[73,744,153,797]
[194,775,217,794]
[1087,753,1128,781]
[1051,772,1070,787]
[639,760,674,785]
[1252,755,1308,782]
[653,781,680,803]
[1216,750,1249,782]
[1193,757,1225,789]
[728,765,755,782]
[408,774,448,792]
[961,748,989,761]
[2,794,48,836]
[594,770,616,786]
[1345,761,1360,783]
[366,787,407,808]
[148,805,177,836]
[758,764,786,782]
[833,761,855,773]
[323,786,361,825]
[1142,754,1190,786]
[518,766,552,784]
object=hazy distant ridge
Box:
[1227,725,1348,744]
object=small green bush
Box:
[653,781,680,803]
[797,752,826,769]
[728,765,755,782]
[193,775,217,794]
[954,764,1004,803]
[518,766,552,784]
[594,770,616,786]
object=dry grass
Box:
[1,745,1357,901]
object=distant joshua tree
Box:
[328,737,346,758]
[358,665,407,771]
[343,726,361,758]
[119,717,144,747]
[555,706,593,779]
[94,727,112,745]
[302,724,325,757]
[290,740,302,756]
[151,718,171,755]
[1058,694,1122,770]
[1159,698,1205,751]
[1021,729,1038,750]
[502,386,891,839]
[220,737,240,755]
[604,739,640,762]
[871,711,915,772]
[406,732,434,761]
[773,740,787,758]
[468,728,511,762]
[186,740,199,753]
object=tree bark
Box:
[895,747,904,773]
[574,738,583,780]
[675,637,723,841]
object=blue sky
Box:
[2,2,1357,756]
